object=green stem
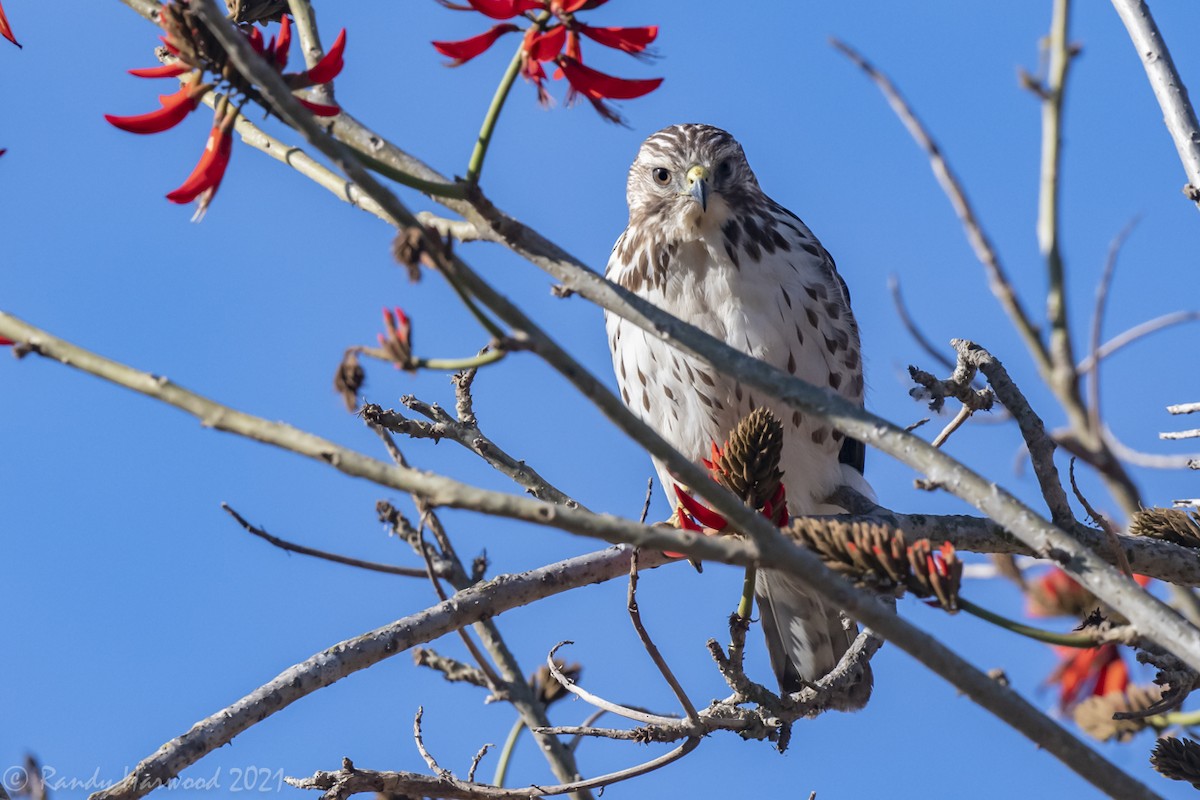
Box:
[1154,708,1200,729]
[465,12,551,185]
[727,566,757,665]
[957,596,1100,649]
[492,717,525,788]
[417,348,507,372]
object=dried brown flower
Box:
[532,660,582,707]
[334,348,364,412]
[1074,684,1164,742]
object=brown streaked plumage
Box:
[605,123,872,708]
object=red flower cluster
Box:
[433,0,661,123]
[0,1,19,48]
[673,480,789,534]
[1048,643,1129,710]
[106,2,347,218]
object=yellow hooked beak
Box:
[685,164,710,212]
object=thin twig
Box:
[413,707,452,779]
[288,738,702,799]
[1038,0,1077,386]
[1068,459,1134,578]
[546,643,680,727]
[413,647,494,691]
[1087,218,1140,431]
[1077,310,1200,373]
[627,550,699,722]
[467,744,492,784]
[888,275,955,373]
[221,503,434,578]
[832,37,1051,376]
[931,405,973,449]
[1102,427,1200,470]
[363,402,580,508]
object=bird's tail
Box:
[756,570,873,710]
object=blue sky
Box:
[3,2,1200,798]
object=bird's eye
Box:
[715,160,732,181]
[652,167,671,185]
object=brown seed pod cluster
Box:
[787,519,962,611]
[1073,684,1164,743]
[706,407,785,512]
[1151,736,1200,789]
[1129,507,1200,548]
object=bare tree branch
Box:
[1087,218,1140,432]
[87,544,672,800]
[831,37,1051,376]
[1110,0,1200,209]
[287,737,702,799]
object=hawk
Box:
[605,123,872,707]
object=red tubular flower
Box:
[577,24,656,55]
[525,25,566,62]
[305,29,346,84]
[673,484,729,532]
[165,120,233,213]
[557,56,661,100]
[457,0,542,20]
[1048,644,1129,710]
[552,0,605,12]
[105,80,210,134]
[128,63,191,79]
[296,97,340,116]
[434,23,520,65]
[0,1,20,48]
[272,14,291,70]
[433,0,660,122]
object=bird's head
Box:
[625,123,761,238]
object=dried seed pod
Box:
[1129,507,1200,548]
[708,407,785,511]
[1151,737,1200,789]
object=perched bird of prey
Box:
[605,123,872,707]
